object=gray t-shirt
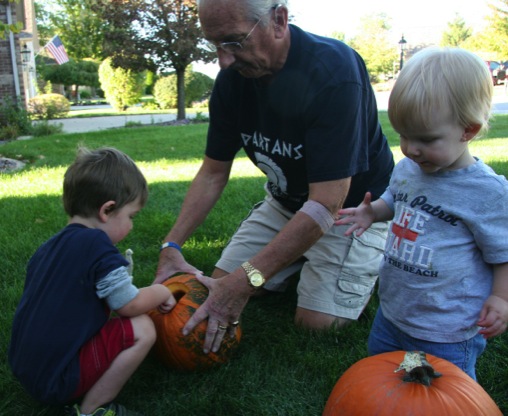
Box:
[96,266,139,310]
[379,157,508,342]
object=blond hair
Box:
[388,47,493,137]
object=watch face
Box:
[250,273,264,287]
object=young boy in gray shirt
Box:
[336,47,508,381]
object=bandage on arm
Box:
[298,200,335,233]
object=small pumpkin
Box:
[148,273,242,371]
[323,351,502,416]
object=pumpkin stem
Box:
[394,351,442,386]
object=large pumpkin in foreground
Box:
[148,273,242,372]
[323,351,502,416]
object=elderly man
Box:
[154,0,394,353]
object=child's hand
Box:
[158,292,176,314]
[334,192,375,237]
[477,295,508,338]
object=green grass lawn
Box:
[0,113,507,415]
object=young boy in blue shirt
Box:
[9,147,176,415]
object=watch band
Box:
[160,241,182,252]
[241,261,265,288]
[241,261,256,275]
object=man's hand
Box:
[153,247,202,284]
[182,273,249,354]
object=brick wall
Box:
[0,3,26,120]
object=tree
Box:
[461,1,508,59]
[95,0,215,120]
[39,59,100,101]
[98,57,144,111]
[440,14,472,47]
[34,1,53,46]
[35,0,107,60]
[348,13,397,82]
[485,1,508,57]
[0,0,23,40]
[330,31,346,42]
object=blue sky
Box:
[289,0,491,43]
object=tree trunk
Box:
[176,68,186,120]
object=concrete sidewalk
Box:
[41,111,205,134]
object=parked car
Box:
[485,61,506,85]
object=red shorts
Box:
[71,317,134,399]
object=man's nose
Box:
[217,49,236,69]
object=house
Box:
[0,0,39,118]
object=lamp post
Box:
[398,35,407,71]
[20,44,31,71]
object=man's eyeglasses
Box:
[203,4,280,54]
[203,17,263,54]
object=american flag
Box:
[45,35,69,65]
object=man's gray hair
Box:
[246,0,288,21]
[197,0,289,24]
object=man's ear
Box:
[99,200,116,222]
[461,124,481,142]
[273,4,288,38]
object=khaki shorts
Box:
[216,194,388,320]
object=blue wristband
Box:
[160,242,182,252]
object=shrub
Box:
[186,71,214,105]
[0,125,19,140]
[31,121,64,136]
[153,71,214,110]
[0,98,32,138]
[28,94,70,120]
[192,98,209,109]
[98,58,144,111]
[79,90,91,99]
[141,99,160,110]
[145,70,156,95]
[194,112,209,123]
[153,75,177,109]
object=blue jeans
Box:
[368,308,486,380]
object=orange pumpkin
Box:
[148,273,242,371]
[323,351,502,416]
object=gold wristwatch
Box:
[241,262,265,288]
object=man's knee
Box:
[294,307,351,330]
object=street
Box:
[375,84,508,113]
[45,85,508,135]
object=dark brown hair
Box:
[63,147,148,217]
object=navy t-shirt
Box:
[8,224,129,404]
[206,25,394,211]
